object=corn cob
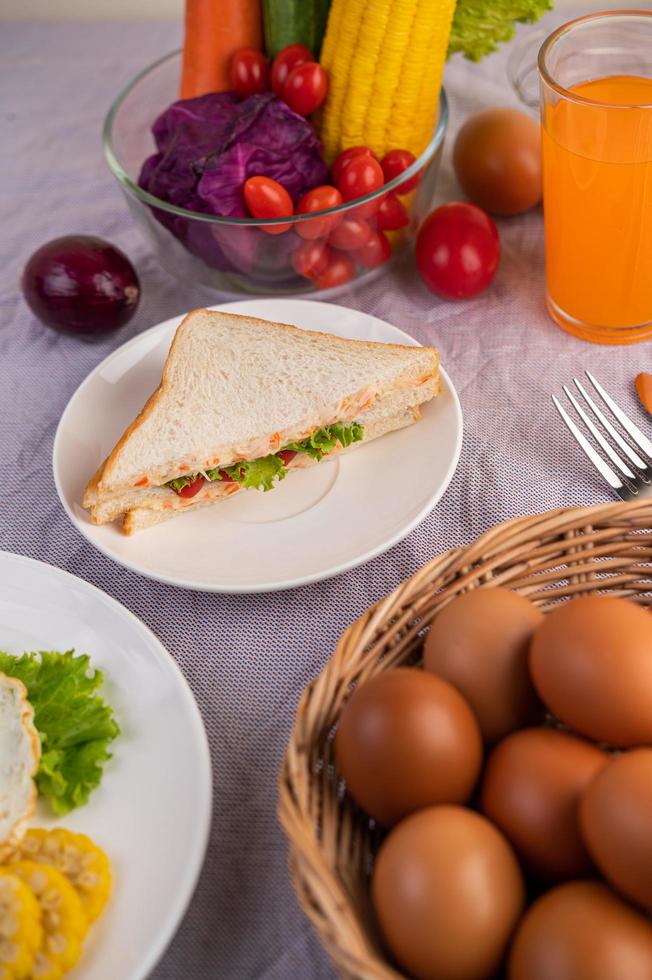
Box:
[3,863,87,979]
[16,830,111,924]
[0,872,42,980]
[318,0,456,162]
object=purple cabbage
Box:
[138,92,329,278]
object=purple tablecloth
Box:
[1,8,650,979]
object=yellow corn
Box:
[16,829,111,924]
[318,0,456,162]
[0,872,43,980]
[4,862,87,979]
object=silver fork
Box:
[553,371,652,500]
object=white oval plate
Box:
[0,552,211,979]
[54,299,463,593]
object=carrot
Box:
[180,0,263,99]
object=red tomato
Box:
[315,253,356,289]
[328,216,372,251]
[243,176,293,235]
[381,148,421,194]
[416,201,500,299]
[376,194,409,231]
[295,185,342,240]
[277,449,298,466]
[337,155,385,201]
[270,44,313,96]
[353,231,392,269]
[230,48,269,99]
[175,475,206,498]
[291,240,331,278]
[283,63,328,115]
[331,146,377,186]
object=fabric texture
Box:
[1,8,649,978]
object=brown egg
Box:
[530,596,652,746]
[334,668,482,826]
[508,881,652,980]
[580,749,652,909]
[373,805,525,980]
[453,107,542,216]
[423,587,544,742]
[481,727,608,880]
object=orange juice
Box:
[542,75,652,339]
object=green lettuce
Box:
[0,650,120,816]
[284,421,365,461]
[164,421,365,492]
[449,0,553,61]
[222,454,287,492]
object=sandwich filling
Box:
[163,421,365,499]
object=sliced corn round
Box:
[16,829,111,923]
[0,871,43,980]
[5,862,87,979]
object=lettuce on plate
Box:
[0,650,120,816]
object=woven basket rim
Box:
[279,500,652,980]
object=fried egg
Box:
[0,673,40,860]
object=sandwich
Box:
[83,309,439,533]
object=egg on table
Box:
[0,673,40,860]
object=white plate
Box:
[54,299,462,593]
[0,552,212,980]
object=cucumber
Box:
[263,0,331,60]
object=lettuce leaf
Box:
[448,0,552,61]
[284,421,365,461]
[0,650,119,816]
[223,454,287,492]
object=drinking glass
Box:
[538,11,652,344]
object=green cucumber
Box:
[263,0,331,60]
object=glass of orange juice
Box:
[539,11,652,344]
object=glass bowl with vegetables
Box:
[103,49,448,296]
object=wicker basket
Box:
[278,500,652,980]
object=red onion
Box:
[22,235,140,338]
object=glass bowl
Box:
[104,51,448,296]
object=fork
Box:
[553,371,652,500]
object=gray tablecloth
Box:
[2,8,650,979]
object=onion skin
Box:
[22,235,140,337]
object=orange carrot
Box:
[180,0,263,99]
[636,373,652,418]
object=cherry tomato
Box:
[380,148,421,194]
[376,194,409,231]
[337,155,385,201]
[415,201,500,299]
[315,252,356,289]
[331,146,377,186]
[230,48,269,99]
[277,450,298,466]
[352,230,392,269]
[283,62,328,116]
[175,475,206,498]
[291,240,331,278]
[295,185,342,240]
[328,216,372,251]
[243,176,293,235]
[270,43,313,96]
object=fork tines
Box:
[553,371,652,501]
